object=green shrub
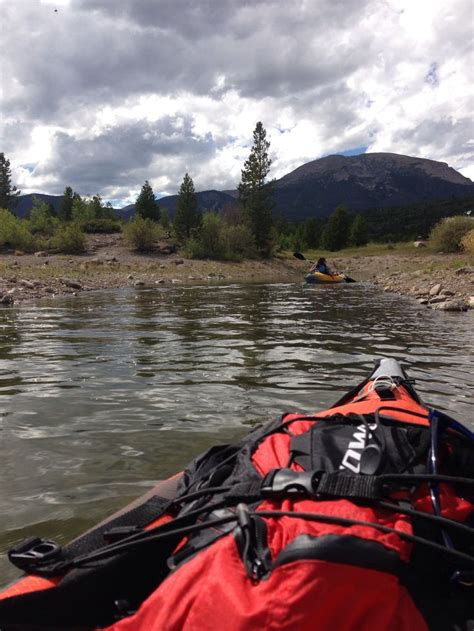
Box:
[50,224,86,253]
[461,228,474,255]
[182,214,257,261]
[71,198,96,225]
[274,231,302,254]
[182,237,208,259]
[28,203,60,236]
[0,208,37,252]
[221,223,256,260]
[123,217,163,251]
[429,216,474,252]
[81,218,122,233]
[182,213,223,259]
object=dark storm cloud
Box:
[2,0,370,123]
[72,0,372,98]
[2,0,472,198]
[74,0,363,40]
[35,115,218,196]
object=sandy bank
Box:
[0,234,303,305]
[1,234,473,312]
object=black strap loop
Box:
[259,468,384,501]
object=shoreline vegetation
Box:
[1,135,474,313]
[1,234,473,312]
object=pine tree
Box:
[302,217,321,249]
[159,208,170,230]
[0,153,21,211]
[59,186,74,221]
[321,206,351,251]
[349,214,368,247]
[238,122,274,254]
[135,180,160,221]
[174,173,201,242]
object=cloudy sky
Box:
[1,0,473,207]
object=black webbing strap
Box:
[9,490,178,576]
[315,472,380,500]
[222,469,385,504]
[62,494,172,559]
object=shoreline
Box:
[331,252,474,312]
[1,234,473,311]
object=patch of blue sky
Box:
[425,63,439,87]
[337,146,368,157]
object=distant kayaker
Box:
[311,257,333,275]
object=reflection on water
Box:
[0,282,473,586]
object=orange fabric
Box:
[321,384,430,426]
[104,537,426,631]
[3,380,469,631]
[0,575,59,600]
[101,383,437,631]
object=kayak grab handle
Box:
[8,536,63,572]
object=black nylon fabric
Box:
[1,411,471,630]
[290,415,430,475]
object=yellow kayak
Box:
[304,271,347,284]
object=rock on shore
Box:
[368,262,474,312]
[1,235,473,312]
[0,234,304,306]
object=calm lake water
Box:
[0,281,473,586]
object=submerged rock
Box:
[434,299,468,312]
[63,279,83,290]
[1,294,14,305]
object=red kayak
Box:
[1,358,473,630]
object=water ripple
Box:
[0,282,473,587]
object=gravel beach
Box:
[1,234,473,312]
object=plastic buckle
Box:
[8,537,63,572]
[261,468,318,499]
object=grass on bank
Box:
[298,240,474,260]
[287,242,474,278]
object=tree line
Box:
[0,123,276,259]
[2,131,473,258]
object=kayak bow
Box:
[1,358,472,631]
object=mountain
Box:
[13,193,63,218]
[271,153,474,220]
[12,153,474,222]
[116,189,237,221]
[152,153,473,219]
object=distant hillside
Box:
[116,189,237,220]
[13,152,474,222]
[272,153,474,220]
[144,153,474,220]
[13,193,63,218]
[363,196,474,242]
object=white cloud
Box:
[1,0,472,205]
